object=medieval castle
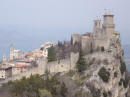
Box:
[0,12,121,85]
[72,12,119,55]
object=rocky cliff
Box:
[57,32,129,97]
[0,33,129,97]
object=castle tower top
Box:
[93,18,101,33]
[72,33,81,45]
[103,12,115,37]
[103,12,114,25]
[10,45,14,50]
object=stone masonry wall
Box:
[0,53,79,85]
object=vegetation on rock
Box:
[76,49,87,72]
[98,67,110,83]
[120,60,126,75]
[119,77,129,88]
[7,74,68,97]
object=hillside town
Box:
[0,12,123,81]
[0,41,54,80]
[0,12,129,97]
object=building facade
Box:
[72,12,116,54]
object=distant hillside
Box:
[123,44,130,58]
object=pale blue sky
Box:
[0,0,130,58]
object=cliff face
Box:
[0,33,128,97]
[58,33,129,97]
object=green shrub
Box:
[75,90,82,97]
[103,92,107,97]
[119,78,129,88]
[48,46,56,62]
[120,61,126,75]
[101,46,105,52]
[77,78,82,84]
[76,50,86,72]
[114,72,118,78]
[39,89,52,97]
[8,74,68,97]
[68,70,76,77]
[98,67,110,83]
[60,82,68,97]
[119,78,123,86]
[123,78,129,88]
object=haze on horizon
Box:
[0,0,130,59]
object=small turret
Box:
[3,54,7,62]
[93,19,101,33]
[10,45,14,60]
[72,33,81,45]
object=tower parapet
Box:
[102,12,115,37]
[72,33,81,45]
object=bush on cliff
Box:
[76,49,86,72]
[119,77,129,88]
[120,61,126,75]
[98,67,110,83]
[39,89,52,97]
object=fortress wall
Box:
[94,39,109,50]
[0,58,46,84]
[72,33,81,45]
[0,67,42,84]
[0,53,79,85]
[47,59,71,73]
[47,52,79,73]
[81,36,92,54]
[70,52,79,70]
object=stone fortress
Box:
[0,12,124,89]
[72,12,120,55]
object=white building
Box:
[41,42,55,57]
[0,69,6,79]
[0,65,11,79]
[2,54,7,62]
[10,45,21,60]
[41,41,54,49]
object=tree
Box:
[60,82,68,97]
[48,46,56,62]
[39,89,52,97]
[101,46,104,52]
[120,61,126,75]
[76,49,86,72]
[98,67,110,83]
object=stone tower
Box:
[3,54,7,62]
[93,19,101,33]
[102,12,115,37]
[72,33,81,45]
[10,45,14,60]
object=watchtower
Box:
[102,12,115,37]
[3,54,7,62]
[93,19,101,33]
[72,33,81,45]
[10,45,14,60]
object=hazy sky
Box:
[0,0,130,58]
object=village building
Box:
[10,45,21,60]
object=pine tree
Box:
[47,46,56,62]
[76,49,86,72]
